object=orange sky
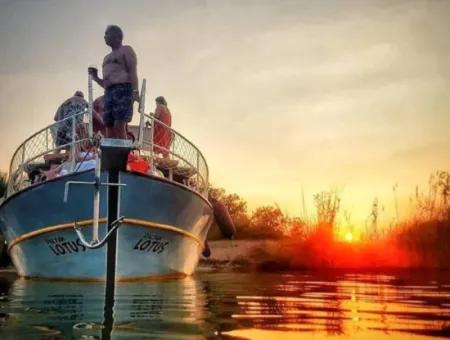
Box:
[0,0,449,227]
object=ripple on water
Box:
[0,271,449,339]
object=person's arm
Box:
[89,66,105,88]
[154,106,161,119]
[93,109,104,125]
[124,46,139,101]
[54,108,60,121]
[54,99,68,121]
[92,72,105,88]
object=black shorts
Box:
[104,83,133,127]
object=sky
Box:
[0,0,449,227]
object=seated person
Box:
[153,96,172,158]
[41,147,97,180]
[127,150,149,174]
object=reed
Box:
[391,171,450,267]
[208,171,450,270]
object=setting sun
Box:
[344,232,354,243]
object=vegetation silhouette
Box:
[0,172,9,267]
[208,170,450,270]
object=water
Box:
[0,269,450,339]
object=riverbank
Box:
[1,236,448,276]
[199,240,273,271]
[200,233,450,271]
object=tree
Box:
[249,205,286,239]
[286,217,306,239]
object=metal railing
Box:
[5,77,209,199]
[136,112,209,196]
[133,79,209,196]
[6,110,93,196]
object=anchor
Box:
[74,216,124,249]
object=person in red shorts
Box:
[93,96,105,135]
[153,96,172,158]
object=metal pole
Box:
[196,153,200,191]
[88,72,94,139]
[92,152,100,243]
[149,114,154,168]
[71,115,76,171]
[138,79,146,147]
[103,164,120,338]
[21,144,25,166]
[20,144,26,192]
[45,129,49,151]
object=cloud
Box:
[0,0,449,224]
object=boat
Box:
[0,76,219,281]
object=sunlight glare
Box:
[345,231,353,242]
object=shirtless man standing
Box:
[89,25,139,139]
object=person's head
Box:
[74,91,84,98]
[104,25,123,48]
[155,96,167,106]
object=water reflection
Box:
[0,275,207,338]
[227,272,450,339]
[0,270,449,339]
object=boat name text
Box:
[45,236,87,255]
[133,233,168,254]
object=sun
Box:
[344,231,353,242]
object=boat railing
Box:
[6,78,209,199]
[135,111,209,196]
[6,109,93,197]
[132,78,209,197]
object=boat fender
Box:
[0,238,11,268]
[211,199,236,239]
[202,240,211,258]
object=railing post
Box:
[92,152,100,243]
[138,79,147,147]
[21,143,25,166]
[149,115,154,168]
[7,157,14,196]
[45,128,49,151]
[88,71,94,139]
[71,115,76,171]
[205,162,209,196]
[20,144,26,192]
[196,152,200,191]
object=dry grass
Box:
[204,217,450,271]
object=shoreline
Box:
[200,239,450,272]
[2,239,450,277]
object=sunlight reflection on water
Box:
[0,270,449,339]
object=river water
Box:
[0,269,449,339]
